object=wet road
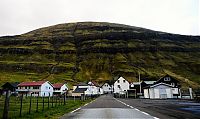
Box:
[61,95,158,119]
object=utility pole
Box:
[139,71,141,94]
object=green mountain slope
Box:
[0,22,200,88]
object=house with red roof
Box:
[53,83,68,95]
[88,81,101,95]
[17,81,54,97]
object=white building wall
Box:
[166,88,173,98]
[114,77,130,94]
[99,88,104,95]
[102,83,112,93]
[145,84,174,99]
[144,89,149,98]
[61,84,68,93]
[149,89,154,99]
[40,82,54,97]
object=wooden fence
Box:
[0,91,78,119]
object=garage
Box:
[144,83,173,99]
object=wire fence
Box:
[0,91,86,119]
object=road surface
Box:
[61,95,158,119]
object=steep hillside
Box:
[0,22,200,88]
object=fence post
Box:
[36,93,39,112]
[29,93,32,114]
[64,93,66,105]
[48,93,50,109]
[51,95,53,108]
[19,94,23,117]
[55,96,57,107]
[3,90,10,119]
[42,95,44,111]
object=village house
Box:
[1,82,19,95]
[17,81,54,97]
[72,82,90,97]
[143,75,180,99]
[101,82,113,94]
[53,83,68,95]
[113,76,130,95]
[88,81,100,95]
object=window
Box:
[46,86,48,90]
[117,85,121,88]
[123,80,126,83]
[117,80,120,83]
[49,87,51,89]
[164,77,171,81]
[33,86,39,89]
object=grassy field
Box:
[0,96,93,119]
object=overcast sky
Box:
[0,0,199,36]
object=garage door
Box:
[159,88,167,99]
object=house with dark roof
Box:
[143,75,181,99]
[53,83,68,95]
[17,81,54,97]
[72,82,90,97]
[72,88,90,97]
[101,82,113,94]
[1,82,19,94]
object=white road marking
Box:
[70,98,97,113]
[70,107,81,113]
[114,98,160,119]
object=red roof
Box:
[53,83,64,88]
[18,81,46,87]
[89,81,99,87]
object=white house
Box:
[144,82,177,99]
[101,83,113,94]
[53,83,68,95]
[88,81,100,95]
[17,81,54,97]
[114,77,130,94]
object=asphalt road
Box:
[61,95,158,119]
[118,98,200,119]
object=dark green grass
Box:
[0,96,93,119]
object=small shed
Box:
[72,88,88,97]
[144,83,174,99]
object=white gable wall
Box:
[144,84,174,99]
[40,82,53,97]
[102,83,112,93]
[114,77,130,94]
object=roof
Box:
[88,81,99,87]
[53,83,65,88]
[132,82,141,85]
[18,81,47,87]
[73,88,88,93]
[156,74,179,83]
[144,81,156,85]
[144,82,173,89]
[76,82,88,86]
[2,82,20,88]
